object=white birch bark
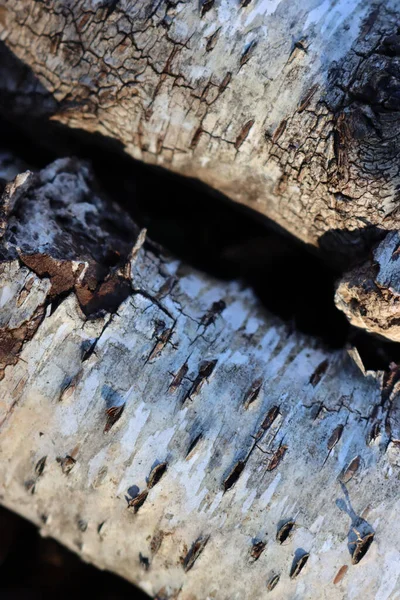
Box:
[0,158,399,600]
[2,0,400,341]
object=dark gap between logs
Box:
[1,115,400,371]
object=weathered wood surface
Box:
[336,232,400,344]
[3,0,400,342]
[0,0,399,267]
[0,158,400,599]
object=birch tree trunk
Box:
[0,0,399,265]
[3,0,400,342]
[0,156,400,600]
[1,2,400,598]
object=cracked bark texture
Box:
[1,158,400,600]
[0,0,399,267]
[3,0,400,341]
[336,232,400,343]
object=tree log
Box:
[2,1,400,341]
[0,157,400,599]
[2,1,400,596]
[0,0,399,264]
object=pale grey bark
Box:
[0,158,399,600]
[1,1,400,597]
[1,0,400,342]
[0,0,398,261]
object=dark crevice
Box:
[276,519,296,544]
[223,460,245,492]
[181,535,209,572]
[290,550,309,579]
[0,115,347,342]
[1,109,400,370]
[0,505,149,599]
[186,432,203,457]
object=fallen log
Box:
[1,2,400,596]
[0,0,399,266]
[0,157,399,599]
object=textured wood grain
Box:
[2,1,400,342]
[0,158,399,599]
[0,0,399,267]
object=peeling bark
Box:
[1,1,400,596]
[2,1,400,340]
[0,158,400,599]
